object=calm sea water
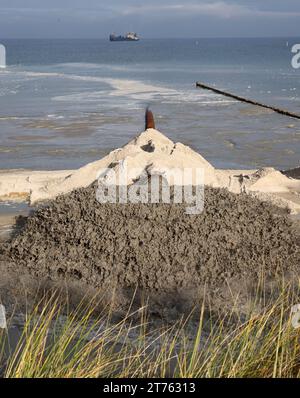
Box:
[0,38,299,171]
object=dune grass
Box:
[0,281,300,378]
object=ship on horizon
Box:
[109,32,140,42]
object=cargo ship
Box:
[109,32,140,42]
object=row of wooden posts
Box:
[196,82,300,120]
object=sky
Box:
[0,0,299,39]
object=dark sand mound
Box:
[1,183,300,313]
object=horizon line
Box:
[1,35,300,40]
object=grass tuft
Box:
[1,281,300,378]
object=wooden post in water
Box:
[196,82,300,120]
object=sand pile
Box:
[1,182,300,313]
[1,128,300,214]
[1,125,300,314]
[0,129,217,204]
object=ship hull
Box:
[109,34,139,42]
[110,37,139,42]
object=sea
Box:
[0,38,299,172]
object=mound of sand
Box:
[0,129,217,204]
[1,128,300,214]
[1,127,300,315]
[1,182,300,314]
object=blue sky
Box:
[0,0,299,38]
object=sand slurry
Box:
[1,128,300,315]
[1,181,299,315]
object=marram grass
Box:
[0,283,300,378]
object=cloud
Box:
[1,1,300,38]
[120,2,252,18]
[118,1,300,19]
[1,2,300,22]
[0,6,116,23]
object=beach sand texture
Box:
[1,128,300,315]
[1,182,300,316]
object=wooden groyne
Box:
[196,82,300,120]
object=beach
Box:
[1,125,300,379]
[1,125,300,313]
[1,38,300,378]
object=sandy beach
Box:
[1,124,300,318]
[1,31,300,379]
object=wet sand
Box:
[1,182,300,320]
[0,175,300,361]
[1,128,300,322]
